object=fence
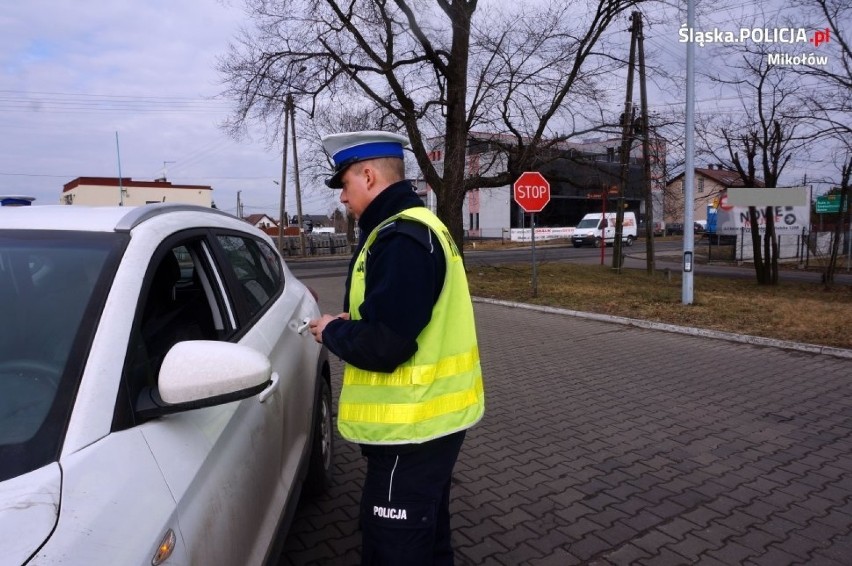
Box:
[279,234,353,257]
[700,228,852,271]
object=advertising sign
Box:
[510,227,575,242]
[715,205,808,234]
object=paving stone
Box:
[527,548,582,566]
[756,515,803,538]
[647,499,690,522]
[715,509,763,532]
[744,545,800,566]
[810,533,852,564]
[565,533,613,561]
[667,532,720,561]
[794,519,837,545]
[705,540,761,564]
[618,509,666,533]
[456,538,510,564]
[730,527,786,553]
[553,502,597,524]
[631,530,678,555]
[640,547,696,566]
[602,543,653,566]
[769,531,824,560]
[694,521,739,547]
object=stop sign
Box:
[513,171,550,213]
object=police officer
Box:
[309,130,485,565]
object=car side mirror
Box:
[136,341,271,419]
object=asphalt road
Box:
[288,238,852,286]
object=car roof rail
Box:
[115,204,238,233]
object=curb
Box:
[472,296,852,360]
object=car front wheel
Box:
[304,378,333,496]
[625,236,634,247]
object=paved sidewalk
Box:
[280,274,852,565]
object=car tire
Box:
[625,236,634,247]
[594,237,602,248]
[304,378,333,496]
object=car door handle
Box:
[259,372,280,403]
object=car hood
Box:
[0,463,61,565]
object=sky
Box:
[1,0,846,217]
[0,0,339,218]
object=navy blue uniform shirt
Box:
[322,181,446,373]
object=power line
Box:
[0,89,231,115]
[0,89,228,102]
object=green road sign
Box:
[815,195,847,213]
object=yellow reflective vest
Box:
[338,207,485,444]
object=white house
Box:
[243,213,278,231]
[61,177,213,207]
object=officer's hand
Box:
[309,313,349,343]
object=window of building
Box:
[468,213,480,230]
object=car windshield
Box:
[0,230,126,482]
[576,218,600,229]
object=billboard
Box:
[716,205,808,234]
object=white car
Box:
[0,204,332,565]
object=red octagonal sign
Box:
[513,171,551,213]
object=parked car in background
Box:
[665,222,685,236]
[638,220,666,237]
[0,204,332,565]
[694,220,707,234]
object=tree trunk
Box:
[436,178,466,258]
[437,0,475,261]
[823,159,852,286]
[766,208,779,285]
[748,206,768,284]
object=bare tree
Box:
[820,154,852,285]
[218,0,643,254]
[698,35,814,285]
[789,0,851,285]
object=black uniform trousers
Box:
[359,431,466,566]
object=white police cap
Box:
[321,130,410,188]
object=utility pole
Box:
[636,12,655,274]
[288,94,306,257]
[614,11,640,272]
[278,103,290,254]
[237,190,243,219]
[115,132,124,206]
[162,160,175,181]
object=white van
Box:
[571,212,637,248]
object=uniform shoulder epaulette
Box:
[378,219,437,252]
[376,221,398,237]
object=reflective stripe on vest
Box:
[338,207,485,444]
